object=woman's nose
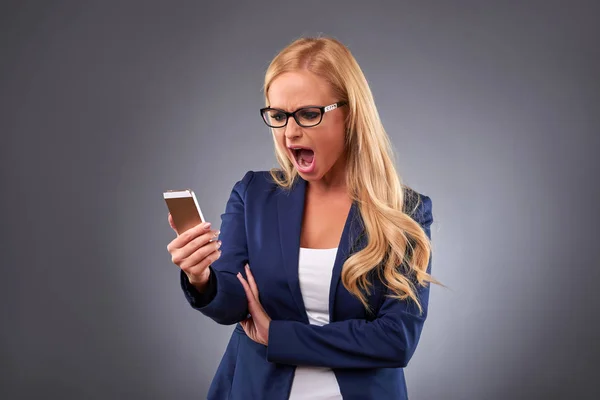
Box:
[284,117,302,138]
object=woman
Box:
[167,37,437,399]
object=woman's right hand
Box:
[167,213,222,292]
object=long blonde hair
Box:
[264,37,438,313]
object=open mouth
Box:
[290,147,315,172]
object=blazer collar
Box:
[276,175,365,323]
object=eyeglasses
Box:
[260,101,347,128]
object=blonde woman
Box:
[167,37,436,399]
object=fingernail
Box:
[237,272,241,278]
[245,264,250,271]
[213,230,220,237]
[203,222,212,229]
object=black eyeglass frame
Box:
[260,101,348,128]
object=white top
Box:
[288,247,343,400]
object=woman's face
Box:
[267,70,347,184]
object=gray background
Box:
[1,1,599,399]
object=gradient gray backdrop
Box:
[2,1,599,399]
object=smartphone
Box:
[163,189,206,234]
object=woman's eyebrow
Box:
[269,104,321,110]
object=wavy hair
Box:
[263,37,439,313]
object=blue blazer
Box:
[180,170,433,400]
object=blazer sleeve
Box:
[267,195,433,369]
[179,170,254,325]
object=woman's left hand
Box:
[237,264,271,346]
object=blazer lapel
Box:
[277,176,309,323]
[328,201,366,321]
[276,175,366,323]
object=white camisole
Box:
[287,247,343,400]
